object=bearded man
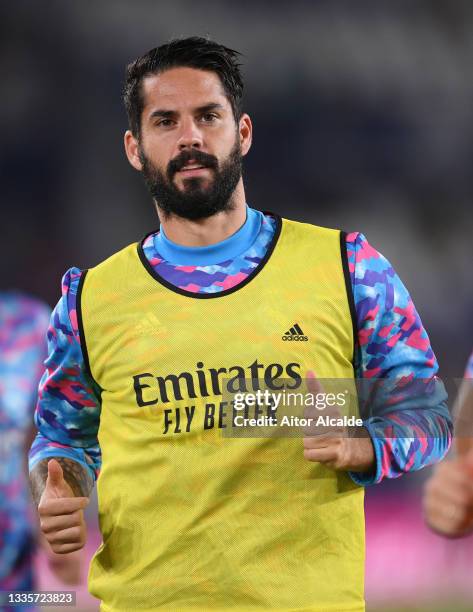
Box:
[29,37,451,612]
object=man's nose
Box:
[177,119,203,151]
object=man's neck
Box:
[156,184,247,247]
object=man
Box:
[423,350,473,537]
[0,292,79,612]
[29,37,451,611]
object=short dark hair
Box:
[123,36,244,137]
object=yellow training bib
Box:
[79,215,365,611]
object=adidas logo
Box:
[282,323,308,342]
[132,312,168,337]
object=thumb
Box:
[306,370,324,395]
[304,370,343,428]
[47,459,64,486]
[45,459,72,498]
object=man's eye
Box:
[201,113,218,123]
[157,119,174,127]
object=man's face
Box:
[136,67,245,220]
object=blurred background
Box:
[1,1,472,610]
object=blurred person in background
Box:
[28,37,452,611]
[0,292,81,612]
[424,350,473,537]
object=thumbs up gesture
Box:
[38,459,89,554]
[424,448,473,538]
[303,371,375,472]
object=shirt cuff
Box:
[28,440,98,484]
[348,421,383,486]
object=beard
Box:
[139,136,243,221]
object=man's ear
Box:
[124,130,143,171]
[239,113,252,157]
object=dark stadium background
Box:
[1,2,472,610]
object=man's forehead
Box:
[141,67,228,111]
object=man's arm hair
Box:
[29,457,94,505]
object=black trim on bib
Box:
[137,212,283,299]
[76,269,96,383]
[340,231,359,369]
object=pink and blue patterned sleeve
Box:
[346,232,452,486]
[28,268,101,483]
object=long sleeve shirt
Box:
[28,207,452,486]
[1,293,50,590]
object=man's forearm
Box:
[29,457,94,505]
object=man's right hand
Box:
[38,459,89,554]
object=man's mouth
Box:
[177,161,212,177]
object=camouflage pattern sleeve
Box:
[345,232,452,485]
[28,268,102,483]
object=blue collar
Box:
[154,205,263,266]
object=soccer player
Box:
[29,38,451,611]
[0,292,80,612]
[424,350,473,537]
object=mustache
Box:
[168,149,219,177]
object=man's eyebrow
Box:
[195,103,225,114]
[149,109,176,120]
[148,103,225,121]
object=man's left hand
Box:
[302,371,375,473]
